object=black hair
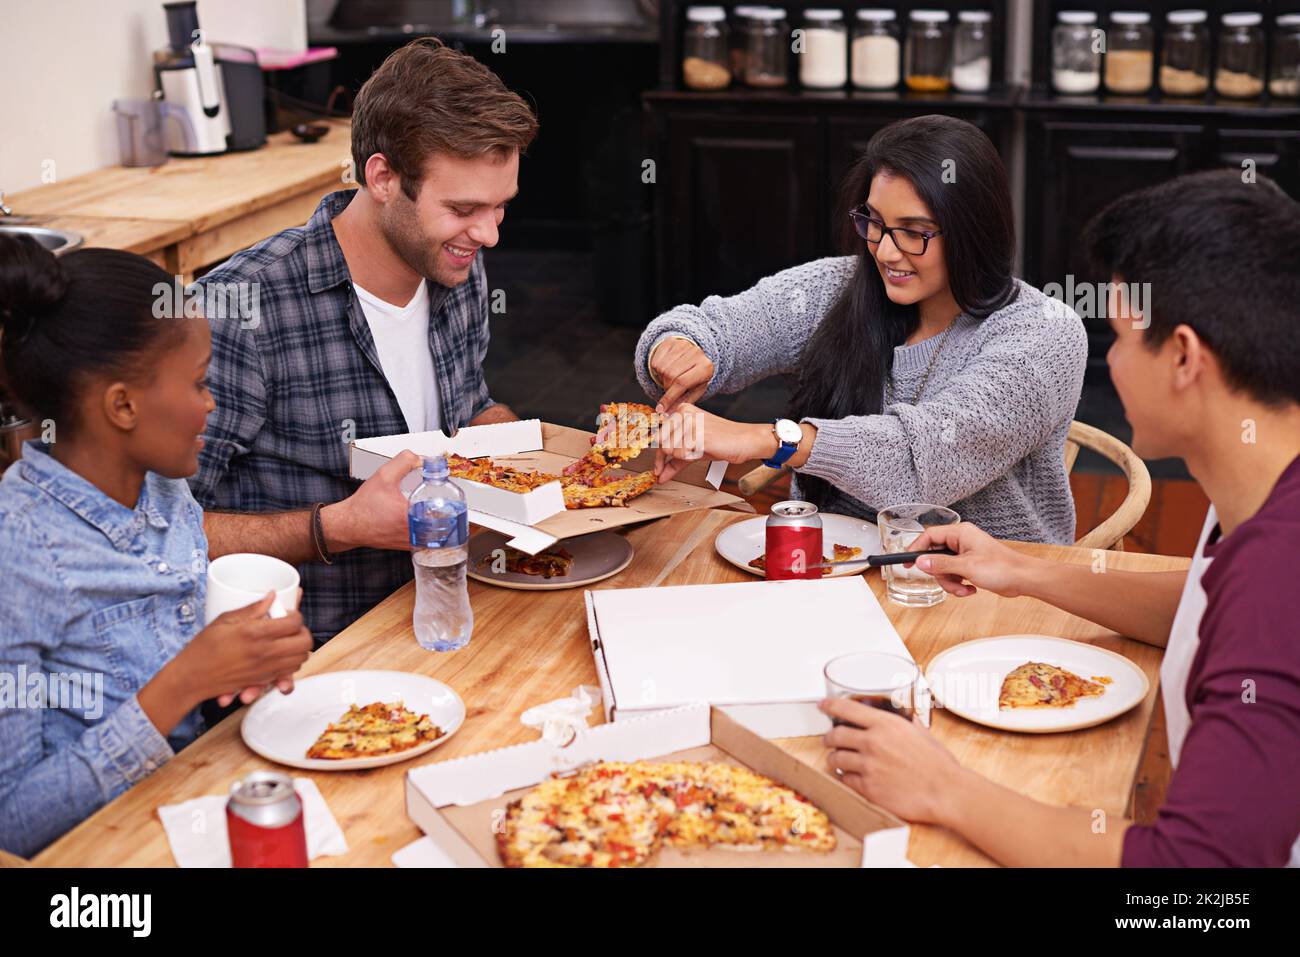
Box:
[789,114,1018,508]
[1083,169,1300,407]
[0,235,185,431]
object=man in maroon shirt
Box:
[820,169,1300,867]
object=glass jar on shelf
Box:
[952,10,992,92]
[1052,10,1100,94]
[682,6,730,91]
[744,7,790,88]
[1104,11,1153,95]
[852,9,901,90]
[1272,14,1300,99]
[730,6,765,82]
[904,9,952,93]
[1160,9,1209,96]
[1216,12,1265,99]
[800,8,848,89]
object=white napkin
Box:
[519,684,601,744]
[860,825,939,867]
[157,777,348,867]
[392,835,460,868]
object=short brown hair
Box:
[351,38,538,199]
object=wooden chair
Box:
[1065,420,1152,551]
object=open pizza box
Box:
[586,575,929,739]
[350,418,751,554]
[405,703,903,868]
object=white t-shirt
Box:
[353,280,440,433]
[1162,507,1215,767]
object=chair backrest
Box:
[1065,420,1152,551]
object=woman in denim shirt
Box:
[0,238,313,857]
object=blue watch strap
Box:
[763,421,798,469]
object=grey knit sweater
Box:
[634,257,1088,544]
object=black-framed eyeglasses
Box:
[849,205,942,256]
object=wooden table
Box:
[34,508,1188,867]
[7,121,355,281]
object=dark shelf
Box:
[1021,85,1300,116]
[309,23,659,45]
[644,84,1019,110]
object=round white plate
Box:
[467,530,634,590]
[715,512,881,578]
[240,670,465,770]
[925,635,1149,734]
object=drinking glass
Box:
[877,502,960,607]
[823,651,919,726]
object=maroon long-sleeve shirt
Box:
[1122,455,1300,866]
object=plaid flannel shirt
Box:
[189,190,496,643]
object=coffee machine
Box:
[154,1,265,156]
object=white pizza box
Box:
[404,703,903,868]
[350,418,749,554]
[585,575,923,739]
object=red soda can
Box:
[764,500,824,580]
[227,770,309,868]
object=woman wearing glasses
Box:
[637,114,1087,543]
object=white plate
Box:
[240,670,466,770]
[467,530,633,590]
[925,635,1150,733]
[715,512,881,578]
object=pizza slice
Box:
[589,402,660,466]
[481,544,575,579]
[998,661,1109,710]
[832,543,863,563]
[306,701,442,759]
[750,543,863,576]
[563,471,657,508]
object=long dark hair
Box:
[0,235,182,431]
[790,114,1018,508]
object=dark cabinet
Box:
[1212,127,1300,199]
[662,113,823,305]
[1023,104,1300,370]
[647,92,1015,310]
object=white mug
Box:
[205,553,301,625]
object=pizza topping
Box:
[496,760,836,868]
[480,544,575,579]
[306,701,442,760]
[998,662,1109,711]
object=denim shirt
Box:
[0,442,208,857]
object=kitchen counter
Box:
[7,120,356,281]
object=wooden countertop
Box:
[8,120,354,239]
[7,213,190,257]
[33,506,1188,868]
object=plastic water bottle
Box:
[408,455,473,651]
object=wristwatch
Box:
[763,418,803,469]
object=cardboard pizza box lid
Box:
[350,420,751,554]
[404,703,903,868]
[585,576,925,739]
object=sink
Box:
[0,224,83,256]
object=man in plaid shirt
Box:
[191,39,539,644]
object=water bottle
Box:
[408,455,474,651]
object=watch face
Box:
[775,419,802,444]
